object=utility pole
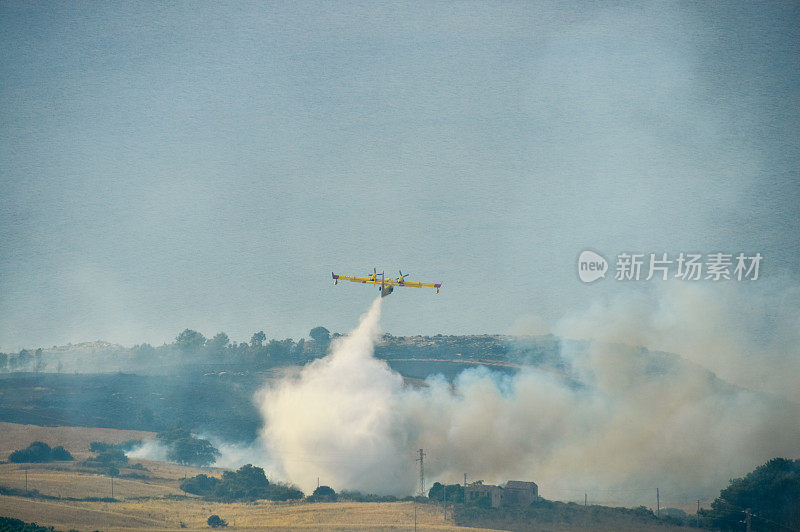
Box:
[697,499,701,527]
[745,508,751,532]
[656,488,660,518]
[464,473,467,487]
[416,449,426,497]
[584,493,587,507]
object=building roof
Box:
[505,481,537,489]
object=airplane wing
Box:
[371,278,442,288]
[398,281,440,288]
[333,273,381,285]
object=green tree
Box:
[96,448,128,465]
[132,343,156,362]
[267,483,304,501]
[293,338,306,359]
[16,349,32,370]
[224,464,268,492]
[207,515,227,528]
[214,464,270,501]
[0,516,64,531]
[309,327,331,352]
[705,458,800,531]
[250,331,266,348]
[90,442,110,453]
[9,441,73,463]
[180,465,303,502]
[428,482,464,503]
[9,441,51,462]
[33,348,43,372]
[168,437,220,467]
[311,485,337,501]
[50,446,73,461]
[181,474,220,495]
[266,339,295,361]
[176,329,206,354]
[207,332,230,356]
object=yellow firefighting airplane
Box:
[332,268,441,297]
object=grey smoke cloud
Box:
[254,284,799,506]
[555,280,800,402]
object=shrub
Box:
[180,464,304,502]
[50,446,73,461]
[428,482,464,503]
[157,429,219,467]
[96,449,128,465]
[309,485,337,502]
[268,482,304,501]
[180,474,220,495]
[214,464,270,501]
[0,516,59,532]
[9,442,73,463]
[82,446,129,471]
[207,515,227,528]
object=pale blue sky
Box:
[1,1,798,349]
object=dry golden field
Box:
[0,460,192,499]
[0,495,497,531]
[0,422,498,531]
[0,421,156,460]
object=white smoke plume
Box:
[256,285,800,507]
[258,298,412,494]
[127,440,169,462]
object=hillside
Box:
[0,333,747,443]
